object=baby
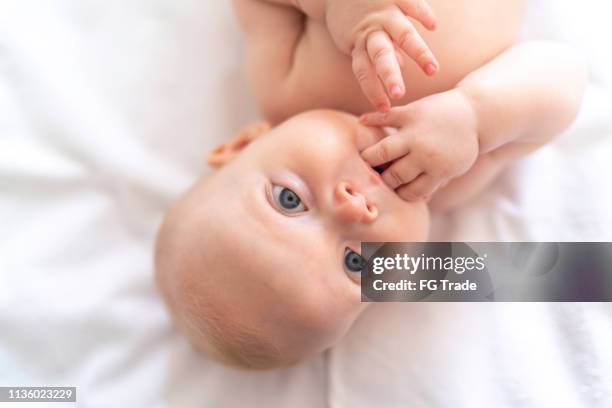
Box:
[155,0,586,368]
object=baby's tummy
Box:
[286,0,527,116]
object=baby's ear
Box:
[207,121,272,168]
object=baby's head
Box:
[155,110,429,369]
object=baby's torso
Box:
[286,0,527,116]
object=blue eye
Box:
[344,248,365,275]
[272,185,306,213]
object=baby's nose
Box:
[333,182,378,224]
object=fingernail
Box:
[390,85,403,99]
[377,102,390,113]
[424,63,437,76]
[359,114,369,123]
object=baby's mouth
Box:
[373,163,391,174]
[364,162,393,194]
[355,155,394,195]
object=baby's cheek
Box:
[374,211,429,242]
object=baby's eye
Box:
[344,248,365,278]
[272,185,307,213]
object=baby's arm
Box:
[232,0,311,124]
[434,41,588,211]
[458,41,587,157]
[232,0,304,85]
[361,41,587,209]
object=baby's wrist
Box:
[454,85,482,155]
[324,0,374,54]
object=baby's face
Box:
[158,110,429,367]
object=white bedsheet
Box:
[0,1,610,407]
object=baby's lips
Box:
[373,162,392,174]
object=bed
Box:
[1,0,611,406]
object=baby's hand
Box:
[326,0,439,111]
[359,89,479,201]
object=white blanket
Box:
[0,1,610,407]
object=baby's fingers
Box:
[386,6,438,76]
[381,157,421,189]
[366,31,405,99]
[360,107,412,128]
[397,0,438,30]
[361,133,409,167]
[397,173,439,201]
[352,39,391,112]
